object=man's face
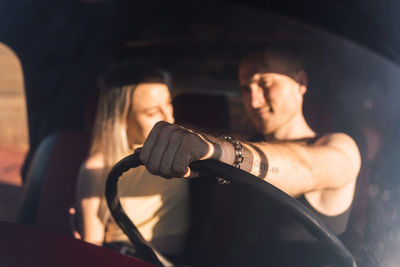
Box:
[239,59,305,136]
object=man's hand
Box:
[140,121,216,178]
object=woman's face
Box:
[127,82,174,146]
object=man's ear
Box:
[295,69,307,95]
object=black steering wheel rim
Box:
[105,152,356,267]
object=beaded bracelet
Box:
[222,135,244,169]
[216,135,244,184]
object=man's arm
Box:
[140,121,361,198]
[240,133,361,197]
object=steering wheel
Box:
[105,152,356,267]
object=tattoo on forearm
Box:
[260,163,269,173]
[213,143,222,160]
[248,143,268,178]
[253,159,268,172]
[253,159,259,168]
[270,167,279,174]
[203,135,222,160]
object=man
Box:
[140,47,360,219]
[139,47,361,265]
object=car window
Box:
[0,42,28,221]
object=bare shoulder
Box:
[315,132,359,152]
[305,133,361,215]
[315,132,361,173]
[83,153,104,170]
[77,154,104,197]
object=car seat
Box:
[16,130,90,235]
[17,86,98,235]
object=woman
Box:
[76,64,189,259]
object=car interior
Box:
[1,1,400,266]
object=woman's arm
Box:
[79,197,105,245]
[75,155,106,246]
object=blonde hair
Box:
[90,84,135,169]
[89,64,167,169]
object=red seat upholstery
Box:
[17,131,90,236]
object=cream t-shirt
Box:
[99,165,189,251]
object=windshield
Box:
[0,1,399,267]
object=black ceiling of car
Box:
[96,0,400,66]
[1,0,399,152]
[100,0,400,66]
[2,0,398,63]
[233,0,400,66]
